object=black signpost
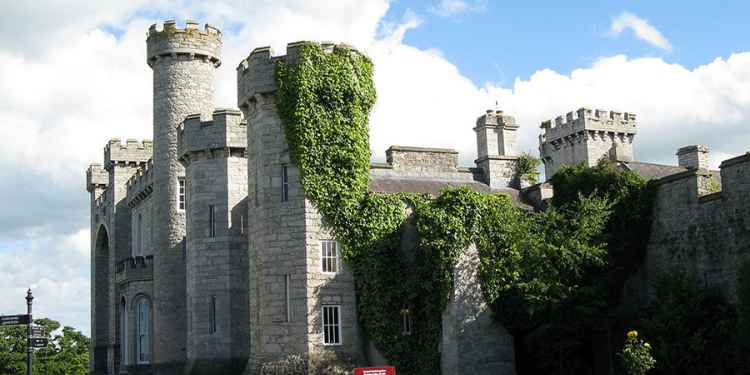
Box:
[0,314,30,326]
[30,337,48,348]
[25,289,33,375]
[0,289,39,374]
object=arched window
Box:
[120,299,128,366]
[136,298,150,364]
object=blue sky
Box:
[0,1,748,335]
[385,0,749,85]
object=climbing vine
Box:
[274,43,649,374]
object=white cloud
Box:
[430,0,486,18]
[610,11,673,51]
[1,2,749,335]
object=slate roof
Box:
[619,161,688,179]
[369,177,530,209]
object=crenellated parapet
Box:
[539,108,637,144]
[147,20,222,68]
[104,138,153,171]
[236,41,352,108]
[177,108,246,166]
[539,108,637,179]
[126,159,154,207]
[86,164,109,193]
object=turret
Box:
[178,108,249,373]
[677,145,710,170]
[473,109,524,189]
[539,108,637,179]
[146,20,222,373]
[237,42,367,365]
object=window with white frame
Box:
[322,305,341,345]
[281,164,289,202]
[136,298,150,364]
[401,306,412,335]
[208,205,216,237]
[321,240,340,274]
[120,299,128,365]
[178,177,186,210]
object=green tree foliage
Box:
[640,271,746,375]
[517,153,541,185]
[0,318,89,375]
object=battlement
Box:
[126,159,154,207]
[86,164,108,193]
[475,109,519,130]
[237,41,357,107]
[115,255,154,283]
[178,108,246,164]
[146,20,222,67]
[104,138,152,170]
[539,108,637,143]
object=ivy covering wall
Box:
[274,43,655,374]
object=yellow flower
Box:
[644,342,651,349]
[627,330,638,338]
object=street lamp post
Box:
[25,289,33,375]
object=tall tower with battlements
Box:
[146,20,222,374]
[178,109,250,374]
[539,108,637,179]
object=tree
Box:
[0,318,89,375]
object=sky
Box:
[0,0,748,335]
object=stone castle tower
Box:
[539,108,637,178]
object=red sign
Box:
[354,367,395,375]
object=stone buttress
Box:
[146,20,221,374]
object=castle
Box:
[86,20,750,375]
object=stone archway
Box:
[93,225,110,373]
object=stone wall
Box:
[643,154,750,303]
[442,245,516,375]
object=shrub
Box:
[619,330,655,375]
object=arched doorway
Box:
[93,225,110,373]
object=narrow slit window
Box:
[209,296,216,334]
[137,213,143,256]
[178,177,186,210]
[284,274,292,322]
[401,306,412,335]
[321,240,340,274]
[209,205,216,237]
[281,165,289,202]
[240,214,245,235]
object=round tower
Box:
[146,20,221,374]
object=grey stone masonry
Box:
[539,108,636,179]
[677,144,710,170]
[474,110,523,189]
[178,108,250,374]
[442,245,516,375]
[386,146,459,172]
[641,153,750,305]
[148,19,221,374]
[238,42,366,368]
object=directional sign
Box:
[355,367,396,375]
[30,338,48,348]
[30,326,45,337]
[0,314,30,326]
